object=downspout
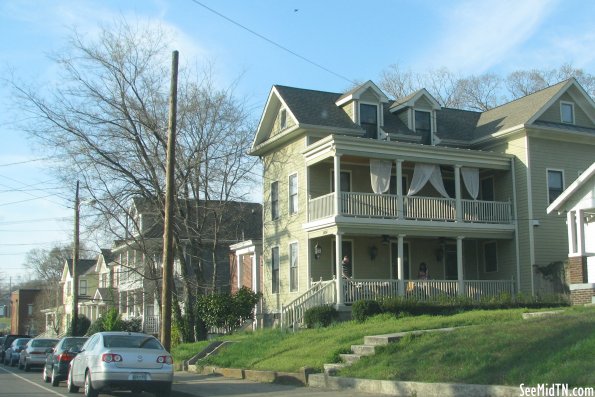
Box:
[524,136,536,295]
[512,158,521,293]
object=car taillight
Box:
[156,355,173,364]
[101,353,123,363]
[57,353,75,362]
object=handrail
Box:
[281,279,336,330]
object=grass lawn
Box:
[172,306,595,387]
[339,306,595,387]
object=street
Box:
[0,365,386,397]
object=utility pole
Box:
[72,181,80,336]
[161,50,179,351]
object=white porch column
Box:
[577,209,586,255]
[567,211,577,254]
[334,154,342,216]
[335,233,344,305]
[457,236,464,295]
[455,165,462,222]
[396,160,404,220]
[236,252,243,290]
[397,234,405,295]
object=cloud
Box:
[416,0,557,74]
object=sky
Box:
[1,0,595,285]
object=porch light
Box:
[314,243,322,260]
[369,245,378,260]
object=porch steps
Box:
[321,326,463,377]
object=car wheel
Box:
[51,367,60,387]
[84,371,99,397]
[43,366,51,383]
[67,368,79,393]
[24,360,30,372]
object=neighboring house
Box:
[9,289,41,335]
[547,162,595,304]
[114,197,262,335]
[229,240,263,328]
[249,78,595,327]
[80,249,117,322]
[59,258,97,333]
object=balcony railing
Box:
[308,192,512,224]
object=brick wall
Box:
[570,287,595,305]
[567,256,587,284]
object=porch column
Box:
[397,234,405,296]
[457,236,464,295]
[454,165,462,222]
[567,211,577,254]
[236,252,243,290]
[335,233,344,305]
[334,154,342,216]
[396,160,404,220]
[577,210,586,256]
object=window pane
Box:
[360,104,378,139]
[271,182,279,219]
[561,103,574,123]
[415,110,431,131]
[548,170,563,203]
[289,174,298,214]
[272,247,279,294]
[289,243,298,292]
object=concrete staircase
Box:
[322,326,460,376]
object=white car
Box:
[67,331,173,397]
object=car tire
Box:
[84,371,98,397]
[43,366,51,383]
[51,367,60,387]
[67,368,79,393]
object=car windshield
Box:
[103,335,163,350]
[16,339,30,346]
[31,339,57,348]
[62,338,88,350]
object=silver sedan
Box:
[67,331,174,397]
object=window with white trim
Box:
[280,109,287,130]
[547,169,564,204]
[484,241,498,273]
[271,247,280,294]
[271,181,279,220]
[415,110,431,144]
[288,173,298,215]
[360,103,378,139]
[79,279,88,296]
[560,102,574,124]
[289,242,298,292]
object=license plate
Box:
[131,373,147,381]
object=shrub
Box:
[352,299,383,322]
[196,287,262,333]
[303,305,338,328]
[66,315,91,336]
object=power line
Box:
[189,0,355,85]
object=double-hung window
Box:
[360,104,378,139]
[560,102,574,124]
[79,279,88,296]
[415,110,431,144]
[547,170,564,204]
[271,247,280,294]
[271,181,279,220]
[289,242,298,292]
[288,174,298,215]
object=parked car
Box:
[42,336,88,386]
[0,334,30,363]
[67,332,173,397]
[18,338,58,371]
[4,337,31,366]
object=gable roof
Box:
[390,88,441,112]
[547,162,595,213]
[335,80,389,106]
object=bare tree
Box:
[12,19,258,341]
[506,63,595,99]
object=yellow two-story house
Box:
[249,78,595,327]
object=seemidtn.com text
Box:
[520,384,594,397]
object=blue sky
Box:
[1,0,594,283]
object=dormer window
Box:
[360,103,378,138]
[415,110,431,144]
[280,108,287,130]
[560,102,574,124]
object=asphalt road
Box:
[0,364,386,397]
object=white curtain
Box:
[407,163,450,198]
[370,159,392,194]
[461,167,479,200]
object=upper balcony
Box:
[309,192,512,224]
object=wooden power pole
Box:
[160,50,179,351]
[72,180,80,336]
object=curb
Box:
[308,373,519,397]
[191,365,314,386]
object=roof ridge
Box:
[480,78,570,114]
[274,84,342,97]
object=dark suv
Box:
[0,334,31,363]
